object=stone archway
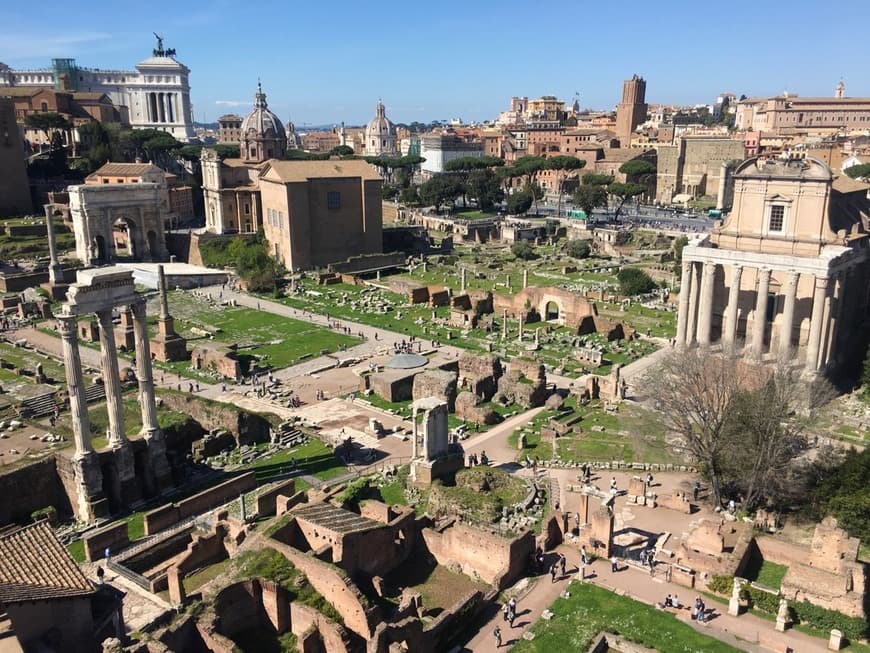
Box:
[544,300,560,321]
[113,216,139,259]
[92,235,107,263]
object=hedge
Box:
[707,575,868,641]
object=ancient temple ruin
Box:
[408,397,464,485]
[59,268,171,522]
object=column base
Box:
[142,429,174,493]
[111,442,142,507]
[73,451,109,523]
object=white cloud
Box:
[215,100,249,107]
[0,31,115,60]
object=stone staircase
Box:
[273,422,307,447]
[84,384,106,403]
[18,391,57,418]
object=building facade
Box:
[0,97,32,215]
[735,84,870,135]
[217,114,242,144]
[656,136,746,205]
[419,131,483,176]
[615,75,648,146]
[260,159,383,270]
[0,37,196,141]
[676,155,870,377]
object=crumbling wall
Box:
[421,521,533,589]
[412,370,458,411]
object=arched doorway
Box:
[113,217,137,259]
[92,235,107,263]
[544,301,560,321]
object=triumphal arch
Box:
[59,268,172,522]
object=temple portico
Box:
[675,155,870,378]
[60,268,172,521]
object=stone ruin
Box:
[448,290,493,329]
[457,351,502,401]
[409,397,464,486]
[149,264,187,362]
[57,268,172,522]
[191,344,241,381]
[495,358,548,408]
[581,363,626,402]
[411,369,458,412]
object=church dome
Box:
[241,82,286,141]
[240,82,286,163]
[364,100,397,156]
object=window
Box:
[768,205,785,232]
[244,202,250,215]
[327,191,341,210]
[40,102,48,111]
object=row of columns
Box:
[676,259,844,373]
[59,300,162,457]
[147,91,177,124]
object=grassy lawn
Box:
[239,437,346,484]
[0,340,67,383]
[743,557,789,590]
[454,210,498,220]
[513,581,741,653]
[182,557,233,593]
[151,290,361,372]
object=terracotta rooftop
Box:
[261,159,381,183]
[833,175,870,194]
[90,162,163,177]
[292,503,382,535]
[0,521,93,604]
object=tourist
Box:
[559,554,566,577]
[535,548,544,573]
[96,566,104,584]
[508,603,516,627]
[610,477,617,490]
[610,555,618,572]
[673,595,682,609]
[664,594,672,608]
[493,625,502,648]
[646,472,653,488]
[550,562,558,583]
[581,545,589,566]
[502,602,509,621]
[693,480,701,501]
[104,546,111,561]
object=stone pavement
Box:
[460,542,834,653]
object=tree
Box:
[227,234,282,293]
[544,155,585,218]
[844,163,870,180]
[607,182,646,221]
[565,239,591,259]
[573,184,608,219]
[419,174,463,214]
[399,185,421,206]
[619,159,656,182]
[24,112,71,148]
[805,447,870,542]
[718,367,814,509]
[582,173,614,186]
[444,155,505,172]
[616,267,656,295]
[329,144,355,157]
[673,236,689,277]
[465,168,504,211]
[512,156,547,213]
[506,190,533,215]
[510,240,535,260]
[640,349,752,506]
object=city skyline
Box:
[1,0,868,126]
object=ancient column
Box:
[778,271,799,359]
[502,309,508,339]
[132,300,173,492]
[97,309,128,447]
[460,268,467,292]
[827,271,849,364]
[675,260,692,346]
[685,262,700,345]
[535,327,540,347]
[58,315,93,456]
[804,277,828,374]
[43,204,63,285]
[59,314,106,521]
[523,269,529,289]
[750,268,771,360]
[411,408,418,458]
[518,315,524,342]
[716,162,728,211]
[722,265,743,349]
[816,276,836,370]
[696,262,716,346]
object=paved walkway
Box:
[461,543,833,653]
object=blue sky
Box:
[2,0,868,126]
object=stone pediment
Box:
[765,193,793,203]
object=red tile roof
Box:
[0,522,93,603]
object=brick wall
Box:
[255,479,296,517]
[421,521,534,589]
[0,457,70,525]
[83,522,130,562]
[144,472,257,535]
[290,602,351,653]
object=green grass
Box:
[242,437,346,483]
[454,210,498,220]
[182,557,233,593]
[67,539,86,563]
[743,558,789,590]
[146,290,361,373]
[513,581,741,652]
